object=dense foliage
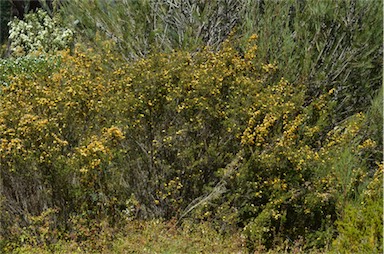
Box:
[62,0,382,121]
[0,0,382,253]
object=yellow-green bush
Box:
[195,59,381,251]
[0,35,381,252]
[332,164,383,253]
[231,91,380,251]
[0,37,265,251]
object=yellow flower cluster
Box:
[103,126,125,144]
[241,78,306,148]
[357,139,377,150]
[76,137,110,174]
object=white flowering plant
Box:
[8,9,74,56]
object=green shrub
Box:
[235,104,380,251]
[0,55,60,87]
[364,86,384,167]
[239,0,382,122]
[332,164,383,253]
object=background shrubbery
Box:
[8,9,74,56]
[0,0,382,253]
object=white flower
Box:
[8,10,74,56]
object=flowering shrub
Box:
[0,37,263,250]
[8,10,74,56]
[0,35,381,252]
[231,83,381,250]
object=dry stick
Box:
[176,150,244,225]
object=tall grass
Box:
[240,0,382,122]
[60,0,241,59]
